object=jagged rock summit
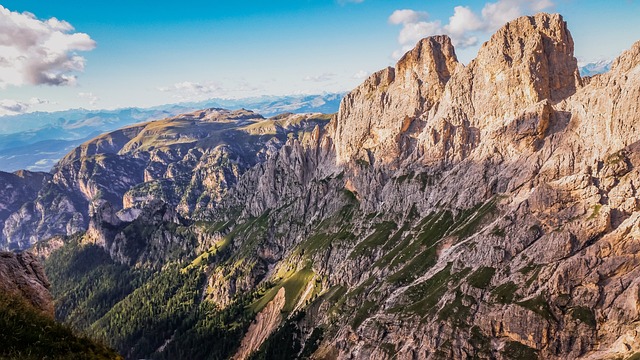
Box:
[332,13,582,166]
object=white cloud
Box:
[389,10,429,25]
[0,97,51,116]
[78,92,99,105]
[398,20,443,46]
[444,6,483,46]
[352,70,370,80]
[0,5,96,88]
[158,80,265,101]
[389,0,554,58]
[303,73,336,82]
[158,81,223,98]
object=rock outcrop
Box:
[0,251,53,315]
[233,288,286,360]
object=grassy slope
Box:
[0,292,122,360]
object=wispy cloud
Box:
[352,70,370,80]
[158,81,224,101]
[78,92,99,105]
[303,73,336,82]
[158,80,263,100]
[0,5,96,88]
[389,0,554,59]
[0,97,50,116]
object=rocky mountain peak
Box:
[332,35,460,164]
[610,39,640,74]
[331,13,584,165]
[396,35,458,93]
[472,13,580,109]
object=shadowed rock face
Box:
[0,251,53,315]
[7,12,640,360]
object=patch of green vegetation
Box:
[385,212,454,284]
[374,227,413,269]
[451,199,497,239]
[501,341,539,360]
[395,172,414,184]
[248,311,305,360]
[195,220,232,235]
[491,282,519,304]
[299,231,355,258]
[606,150,626,165]
[350,221,397,258]
[380,343,396,356]
[524,267,542,288]
[394,264,470,317]
[324,285,347,305]
[490,226,506,237]
[387,246,438,285]
[355,158,369,167]
[0,292,121,360]
[518,263,543,288]
[438,290,476,328]
[351,300,378,329]
[222,212,271,261]
[44,238,147,331]
[469,326,491,354]
[518,262,538,275]
[467,267,496,289]
[300,327,324,359]
[588,204,602,220]
[250,266,315,313]
[183,234,233,272]
[414,211,455,247]
[625,353,640,360]
[349,277,375,298]
[516,294,556,321]
[569,306,596,327]
[282,268,315,312]
[342,188,358,202]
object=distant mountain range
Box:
[579,59,612,77]
[0,93,344,172]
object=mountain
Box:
[0,251,122,359]
[0,93,343,172]
[579,59,613,77]
[3,12,640,360]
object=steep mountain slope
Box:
[0,170,51,250]
[12,12,640,360]
[0,109,330,250]
[0,251,122,359]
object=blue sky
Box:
[0,0,639,114]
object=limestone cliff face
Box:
[0,171,51,250]
[0,251,53,315]
[332,35,458,165]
